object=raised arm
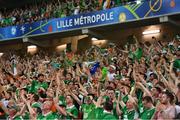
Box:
[70,91,82,105]
[136,82,152,97]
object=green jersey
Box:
[81,103,96,119]
[113,102,119,119]
[7,115,24,120]
[66,105,78,119]
[37,112,59,120]
[122,106,136,120]
[87,107,117,120]
[138,99,155,120]
[139,107,155,120]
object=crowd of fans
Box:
[0,35,179,120]
[0,0,145,27]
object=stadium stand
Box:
[0,0,146,27]
[0,0,180,120]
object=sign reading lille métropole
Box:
[0,0,179,41]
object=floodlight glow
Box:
[142,30,160,35]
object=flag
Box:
[90,62,100,75]
[100,67,108,82]
[134,48,143,60]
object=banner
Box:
[0,0,179,41]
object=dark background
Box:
[0,0,52,9]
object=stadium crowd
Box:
[0,35,180,120]
[0,0,144,27]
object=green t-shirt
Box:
[113,102,119,119]
[22,112,30,119]
[13,115,24,120]
[37,112,59,120]
[81,103,96,119]
[87,107,117,120]
[7,115,24,120]
[122,106,136,120]
[138,100,155,120]
[87,107,104,119]
[103,112,117,120]
[128,48,143,62]
[66,105,78,119]
[59,95,66,106]
[31,102,41,108]
[139,108,155,120]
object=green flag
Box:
[101,67,108,82]
[134,48,143,60]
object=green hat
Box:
[31,102,41,108]
[59,96,66,107]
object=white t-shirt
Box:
[107,72,116,81]
[162,105,180,119]
[1,99,9,107]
